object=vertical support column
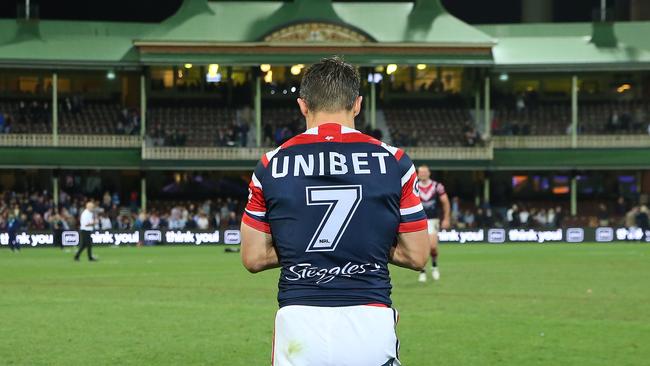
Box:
[255,75,262,147]
[52,72,58,146]
[370,80,376,130]
[571,75,578,148]
[570,175,577,216]
[474,88,480,127]
[140,176,147,212]
[483,175,490,205]
[52,174,59,208]
[484,76,491,139]
[365,69,371,127]
[140,73,146,138]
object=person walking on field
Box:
[75,201,98,261]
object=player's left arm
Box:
[440,192,451,230]
[391,230,429,270]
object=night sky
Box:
[0,0,610,24]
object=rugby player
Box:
[240,57,429,366]
[416,165,450,282]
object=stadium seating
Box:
[494,100,650,135]
[59,101,126,135]
[384,106,473,147]
[147,104,239,146]
[0,100,51,134]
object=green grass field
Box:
[1,244,648,365]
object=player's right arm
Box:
[241,222,279,273]
[240,162,280,273]
[389,155,429,271]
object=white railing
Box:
[142,147,268,160]
[492,135,650,149]
[0,134,54,147]
[142,146,493,161]
[576,135,650,148]
[406,146,493,160]
[0,134,141,148]
[58,135,141,148]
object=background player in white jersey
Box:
[416,165,450,282]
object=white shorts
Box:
[273,305,401,366]
[427,219,440,234]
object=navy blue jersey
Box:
[243,123,427,308]
[418,180,447,219]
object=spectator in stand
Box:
[3,114,12,133]
[0,210,6,232]
[102,191,112,211]
[450,196,461,226]
[463,210,475,228]
[227,211,238,228]
[607,111,621,132]
[99,212,112,230]
[625,206,639,228]
[637,206,650,232]
[7,213,21,251]
[29,213,48,230]
[554,206,564,228]
[168,207,185,229]
[118,215,133,230]
[534,208,547,227]
[196,212,210,230]
[463,123,480,147]
[547,208,556,228]
[134,211,147,229]
[633,106,645,131]
[0,112,5,133]
[506,204,519,227]
[519,206,530,228]
[506,204,520,227]
[516,93,526,114]
[147,211,161,229]
[476,207,480,229]
[597,203,609,226]
[129,191,139,211]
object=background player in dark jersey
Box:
[240,57,429,366]
[416,165,450,282]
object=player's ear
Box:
[352,96,362,117]
[297,98,309,118]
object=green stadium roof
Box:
[1,0,650,71]
[478,22,650,71]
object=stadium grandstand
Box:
[1,0,649,233]
[1,0,650,365]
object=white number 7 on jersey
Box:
[305,185,363,252]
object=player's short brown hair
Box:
[299,56,360,113]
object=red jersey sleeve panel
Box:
[242,161,271,234]
[397,155,427,233]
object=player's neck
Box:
[421,179,432,185]
[306,112,355,130]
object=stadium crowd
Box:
[0,190,243,232]
[443,196,649,230]
[3,188,648,235]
